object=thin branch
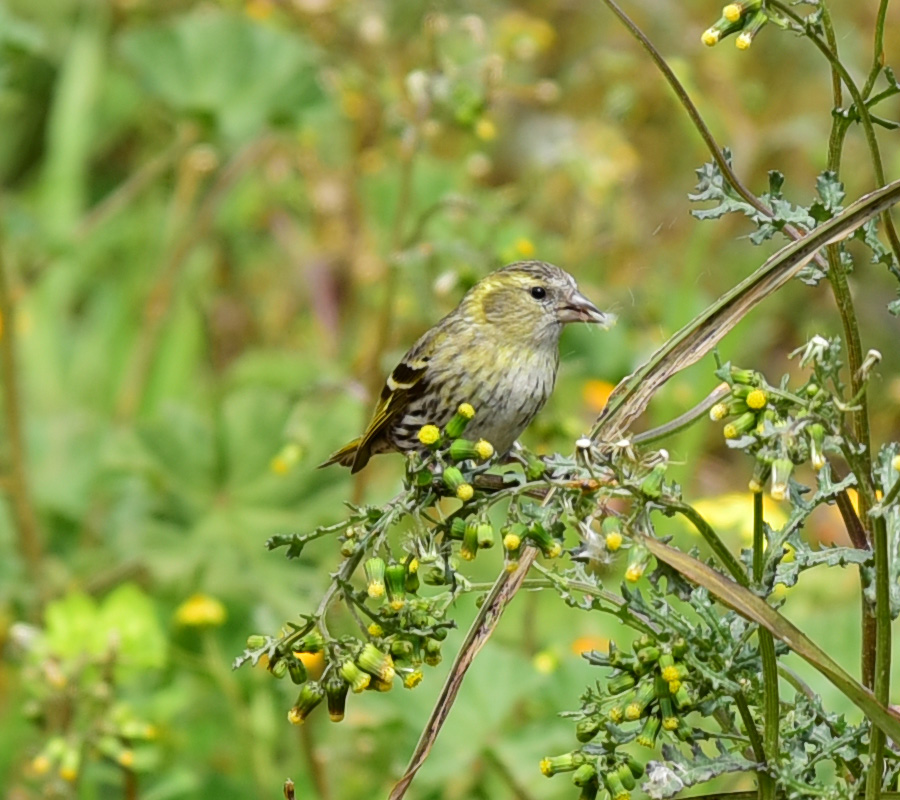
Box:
[598,0,829,272]
[664,500,748,586]
[835,487,870,551]
[0,224,44,593]
[862,0,891,100]
[75,125,197,241]
[734,692,767,772]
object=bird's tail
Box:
[318,438,362,470]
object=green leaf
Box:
[118,9,324,141]
[44,584,166,673]
[45,591,103,657]
[98,583,167,670]
[852,218,900,285]
[813,170,845,216]
[639,534,900,743]
[645,743,756,799]
[774,543,870,589]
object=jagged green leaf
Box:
[645,744,756,798]
[639,534,900,742]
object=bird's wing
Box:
[350,355,431,472]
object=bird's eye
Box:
[530,286,547,300]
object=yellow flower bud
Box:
[503,531,521,550]
[456,483,474,502]
[545,541,562,558]
[403,670,424,689]
[709,402,729,421]
[745,388,767,410]
[417,424,441,446]
[474,439,494,460]
[661,665,681,683]
[625,563,645,582]
[702,27,720,46]
[722,3,742,22]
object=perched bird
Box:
[321,261,615,473]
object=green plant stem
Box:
[665,500,748,586]
[482,747,537,800]
[631,383,731,445]
[600,0,761,214]
[828,256,875,508]
[818,4,843,111]
[0,231,44,593]
[524,568,656,633]
[785,0,885,691]
[862,0,891,99]
[866,513,893,800]
[753,492,779,800]
[735,691,767,768]
[75,124,197,241]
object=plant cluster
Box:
[238,2,900,799]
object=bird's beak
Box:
[558,289,616,328]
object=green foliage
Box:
[118,9,325,141]
[2,1,900,799]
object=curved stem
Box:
[599,0,828,270]
[665,500,749,586]
[862,0,891,99]
[600,0,762,212]
[872,473,900,515]
[735,691,767,770]
[819,3,843,111]
[632,383,731,445]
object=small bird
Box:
[321,261,615,473]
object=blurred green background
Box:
[1,0,899,798]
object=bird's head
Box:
[463,261,615,345]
